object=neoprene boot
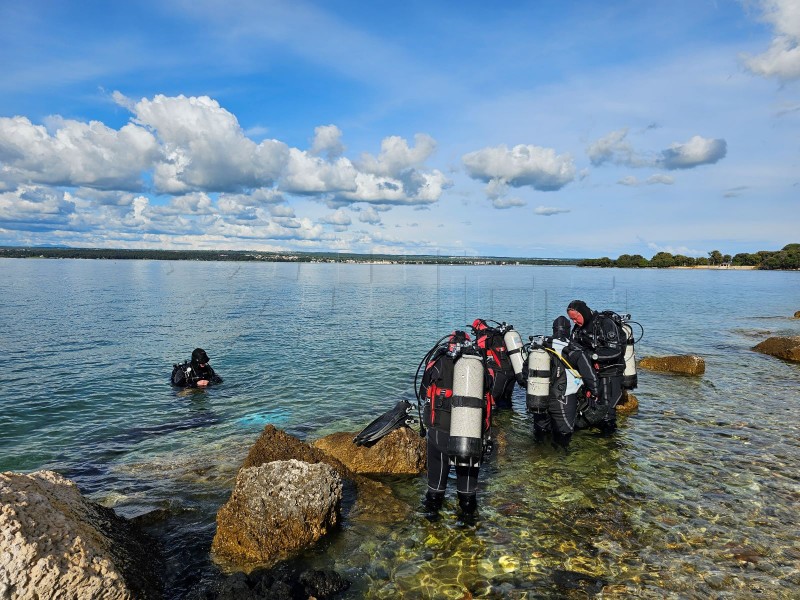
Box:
[423,489,445,512]
[598,419,617,436]
[457,492,477,517]
[552,431,572,451]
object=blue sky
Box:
[1,0,798,258]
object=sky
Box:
[0,0,798,259]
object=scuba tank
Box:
[526,339,550,408]
[622,321,638,389]
[447,348,486,466]
[503,327,526,386]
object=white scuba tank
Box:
[622,322,638,389]
[447,352,485,466]
[526,344,550,406]
[503,328,526,385]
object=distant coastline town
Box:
[1,244,797,270]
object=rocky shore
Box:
[3,315,798,599]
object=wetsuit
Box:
[171,361,223,388]
[527,332,599,449]
[473,320,517,410]
[420,338,487,516]
[568,306,625,434]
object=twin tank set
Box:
[446,319,638,466]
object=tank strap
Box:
[450,395,484,409]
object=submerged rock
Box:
[211,459,342,568]
[0,470,163,600]
[312,426,426,475]
[639,355,705,375]
[616,391,639,415]
[752,336,800,363]
[190,567,350,600]
[794,310,800,319]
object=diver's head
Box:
[567,300,592,327]
[472,318,487,331]
[552,316,571,339]
[191,347,210,367]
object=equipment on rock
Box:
[352,399,416,446]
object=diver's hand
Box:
[196,379,210,387]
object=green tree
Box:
[650,252,676,268]
[708,250,723,265]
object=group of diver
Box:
[355,299,641,521]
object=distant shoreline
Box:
[671,265,757,270]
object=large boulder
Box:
[639,355,705,375]
[0,470,163,600]
[312,426,425,475]
[752,336,800,363]
[793,311,800,319]
[212,460,342,569]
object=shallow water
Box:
[1,259,799,598]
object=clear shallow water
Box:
[1,259,799,598]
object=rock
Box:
[616,391,639,415]
[240,425,412,526]
[211,459,342,568]
[639,355,705,375]
[242,425,350,480]
[312,426,425,475]
[794,311,800,319]
[0,470,163,600]
[191,567,350,600]
[752,336,800,363]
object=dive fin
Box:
[353,400,414,447]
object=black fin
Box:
[352,400,413,446]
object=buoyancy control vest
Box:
[570,310,628,377]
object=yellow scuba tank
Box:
[622,322,638,389]
[447,351,485,466]
[503,328,526,385]
[526,340,550,407]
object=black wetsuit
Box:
[421,344,487,514]
[474,323,517,410]
[171,362,223,388]
[570,312,625,433]
[527,337,599,449]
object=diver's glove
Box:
[585,389,598,409]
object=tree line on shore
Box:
[578,244,799,270]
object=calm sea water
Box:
[2,259,799,599]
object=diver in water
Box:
[418,330,491,521]
[171,348,223,388]
[527,316,599,450]
[567,300,626,434]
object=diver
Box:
[171,348,223,388]
[471,319,525,410]
[566,300,626,434]
[526,316,599,450]
[417,330,491,520]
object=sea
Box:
[1,258,799,599]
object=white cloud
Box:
[587,128,645,167]
[492,197,526,209]
[742,0,800,80]
[0,185,76,230]
[618,176,639,186]
[658,135,727,170]
[0,115,158,190]
[310,124,345,159]
[321,208,352,232]
[282,149,359,194]
[462,144,576,192]
[358,206,382,224]
[534,206,570,216]
[358,134,437,177]
[123,93,290,193]
[646,174,674,185]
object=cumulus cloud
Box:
[358,134,436,177]
[462,144,576,193]
[310,125,345,159]
[0,115,158,191]
[618,174,675,186]
[658,135,727,170]
[742,0,800,80]
[534,206,570,216]
[123,93,290,193]
[321,208,352,232]
[587,128,646,167]
[358,206,382,224]
[0,185,76,230]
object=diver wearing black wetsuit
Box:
[171,348,223,388]
[567,300,625,434]
[528,316,600,450]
